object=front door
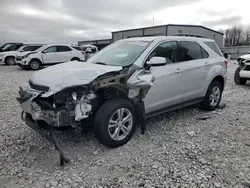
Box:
[42,46,59,64]
[144,41,184,114]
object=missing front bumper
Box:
[21,112,70,166]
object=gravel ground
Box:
[1,61,250,188]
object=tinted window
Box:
[149,41,181,63]
[44,46,57,53]
[57,46,72,52]
[179,41,202,61]
[201,47,209,58]
[91,47,97,53]
[204,41,223,56]
[9,44,22,51]
[72,46,81,51]
[22,45,42,52]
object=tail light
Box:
[224,59,228,69]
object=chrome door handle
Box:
[205,62,209,66]
[175,68,182,73]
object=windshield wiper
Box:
[94,62,107,65]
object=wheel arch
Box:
[29,58,42,64]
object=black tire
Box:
[200,80,222,111]
[94,98,136,148]
[234,67,247,85]
[5,56,15,65]
[71,57,80,61]
[29,59,41,70]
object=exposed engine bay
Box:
[16,62,155,165]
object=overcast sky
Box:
[0,0,248,44]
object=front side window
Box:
[57,46,72,52]
[88,40,151,66]
[148,41,182,63]
[8,45,22,51]
[21,45,42,52]
[179,41,203,61]
[43,46,57,53]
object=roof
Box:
[78,38,112,43]
[112,24,224,35]
[122,36,215,43]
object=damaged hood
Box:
[30,61,122,97]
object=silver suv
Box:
[17,36,227,152]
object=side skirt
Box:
[145,98,204,119]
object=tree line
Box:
[220,26,250,47]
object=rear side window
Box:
[204,41,223,56]
[72,46,81,51]
[149,41,182,63]
[179,41,203,61]
[57,46,72,52]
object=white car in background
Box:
[234,54,250,85]
[16,44,86,70]
[0,44,40,65]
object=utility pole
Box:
[153,17,155,26]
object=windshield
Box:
[87,40,151,66]
[1,44,12,50]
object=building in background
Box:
[78,38,112,50]
[78,24,224,49]
[112,24,224,47]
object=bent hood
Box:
[29,61,122,97]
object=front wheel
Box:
[94,99,136,148]
[5,57,15,65]
[234,67,247,85]
[29,60,41,70]
[200,81,222,111]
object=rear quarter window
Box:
[204,41,223,56]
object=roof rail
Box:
[174,33,205,38]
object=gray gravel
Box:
[1,61,250,188]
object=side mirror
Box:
[42,50,47,53]
[147,56,167,66]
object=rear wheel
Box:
[200,81,222,111]
[5,57,15,65]
[234,66,247,85]
[29,60,41,70]
[71,57,80,61]
[94,99,136,148]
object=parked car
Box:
[17,36,227,150]
[16,44,86,70]
[0,43,24,65]
[0,44,43,65]
[234,54,250,85]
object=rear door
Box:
[41,46,58,64]
[144,41,185,114]
[56,45,73,62]
[178,41,209,102]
